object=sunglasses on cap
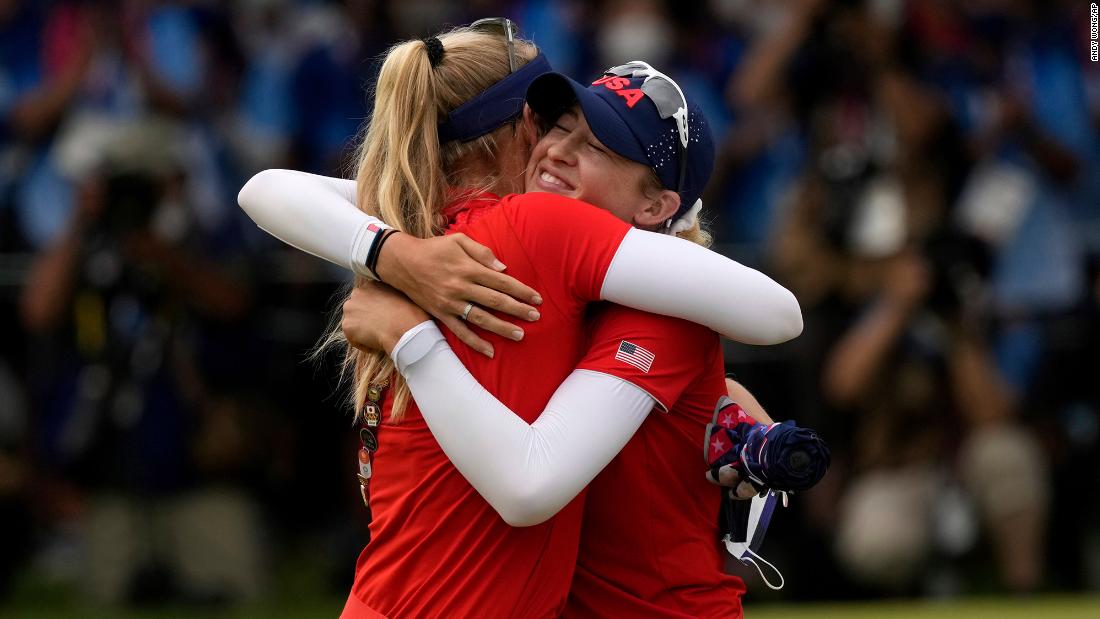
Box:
[470,17,519,74]
[603,61,690,194]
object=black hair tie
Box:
[423,37,445,68]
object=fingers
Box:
[464,305,524,342]
[705,466,760,500]
[459,237,543,307]
[733,481,758,500]
[474,270,543,309]
[455,234,507,273]
[707,464,741,487]
[441,315,495,358]
[468,283,541,322]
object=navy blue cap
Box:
[525,70,715,222]
[438,53,552,144]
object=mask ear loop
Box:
[725,540,786,591]
[667,199,702,235]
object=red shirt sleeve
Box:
[502,193,630,303]
[576,304,719,412]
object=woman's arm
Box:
[237,169,541,355]
[601,228,803,344]
[392,323,655,527]
[343,285,655,527]
[726,377,774,425]
[238,170,377,274]
[239,170,803,346]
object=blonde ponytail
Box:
[675,217,713,248]
[356,39,446,241]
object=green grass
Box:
[4,564,1098,619]
[3,595,1100,619]
[750,596,1100,619]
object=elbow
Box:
[499,506,551,528]
[821,361,860,409]
[20,296,56,333]
[779,297,804,342]
[757,289,803,344]
[237,169,281,221]
[823,376,857,410]
[493,482,561,528]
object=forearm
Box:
[20,225,84,332]
[7,75,82,141]
[729,8,813,109]
[822,297,912,406]
[393,323,653,526]
[725,377,774,425]
[237,169,384,276]
[950,335,1017,427]
[601,229,803,344]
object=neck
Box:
[451,134,528,197]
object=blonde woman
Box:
[239,24,803,619]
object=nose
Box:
[545,131,579,166]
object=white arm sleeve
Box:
[237,169,387,278]
[601,228,803,345]
[237,170,802,343]
[392,322,655,527]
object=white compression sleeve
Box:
[237,169,387,278]
[601,228,803,345]
[237,171,802,342]
[393,322,655,527]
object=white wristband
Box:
[351,221,393,280]
[392,321,444,374]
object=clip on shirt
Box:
[357,382,387,508]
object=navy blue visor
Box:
[437,52,552,144]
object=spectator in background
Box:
[0,0,88,250]
[1,0,1095,607]
[767,0,1054,594]
[19,120,261,606]
[231,0,300,173]
[2,0,244,251]
[0,358,32,599]
[822,246,1048,594]
[285,0,397,174]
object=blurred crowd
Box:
[1,0,1098,610]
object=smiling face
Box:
[523,105,679,228]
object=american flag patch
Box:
[615,340,655,373]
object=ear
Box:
[632,190,680,229]
[519,104,539,149]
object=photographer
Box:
[821,235,1048,593]
[19,121,260,605]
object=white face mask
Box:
[722,491,786,590]
[597,14,673,69]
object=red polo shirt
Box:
[569,305,747,618]
[341,192,630,619]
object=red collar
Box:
[441,189,501,231]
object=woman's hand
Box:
[342,284,431,356]
[707,465,760,500]
[374,233,542,356]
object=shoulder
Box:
[501,193,629,232]
[590,304,716,345]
